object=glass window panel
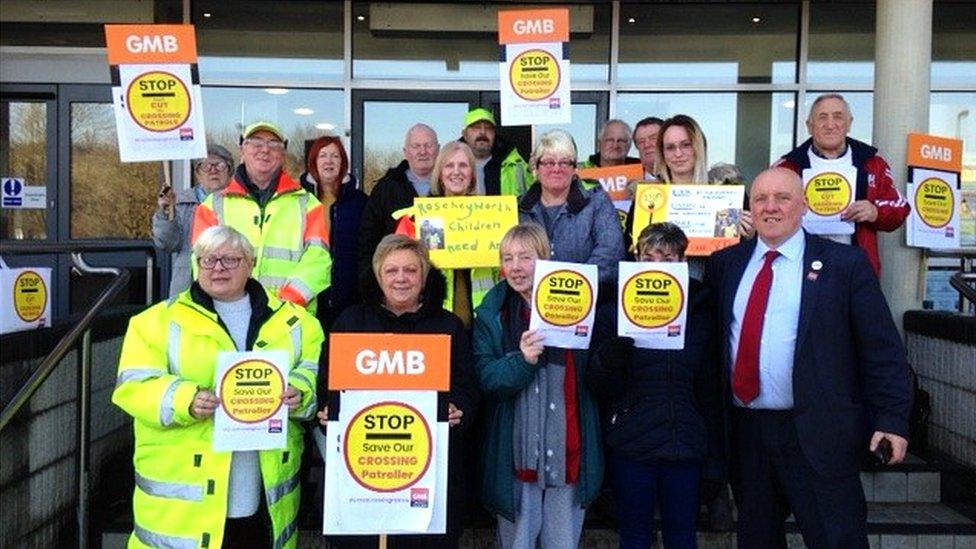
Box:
[361,101,470,192]
[194,0,342,82]
[1,101,48,240]
[69,103,157,239]
[618,3,799,85]
[616,92,795,183]
[931,92,976,246]
[810,3,976,88]
[535,103,598,162]
[933,3,976,87]
[200,87,344,179]
[353,2,609,82]
[808,3,875,87]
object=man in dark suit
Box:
[704,167,912,548]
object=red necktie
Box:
[732,250,779,406]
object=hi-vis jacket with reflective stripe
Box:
[442,267,498,313]
[112,280,322,549]
[192,170,331,312]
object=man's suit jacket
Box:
[704,231,912,479]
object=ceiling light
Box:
[627,17,636,24]
[356,15,365,21]
[316,123,336,131]
[202,12,212,18]
[294,107,314,116]
[264,88,289,95]
[751,16,762,23]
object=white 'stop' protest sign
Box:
[617,261,689,350]
[528,260,598,349]
[498,9,571,126]
[105,25,207,162]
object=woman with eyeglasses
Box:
[114,225,322,549]
[629,115,752,279]
[654,115,709,185]
[153,144,234,297]
[517,129,625,292]
[586,222,725,549]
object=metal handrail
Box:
[0,253,132,549]
[0,241,155,305]
[0,261,130,430]
[949,272,976,312]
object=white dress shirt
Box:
[729,228,805,409]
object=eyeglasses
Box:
[197,161,229,172]
[245,137,286,151]
[198,255,245,270]
[537,159,576,169]
[602,137,629,145]
[663,141,694,154]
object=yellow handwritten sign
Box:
[414,196,518,268]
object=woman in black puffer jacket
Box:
[587,222,726,549]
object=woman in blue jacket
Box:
[587,222,726,549]
[517,129,625,296]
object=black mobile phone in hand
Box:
[874,437,893,465]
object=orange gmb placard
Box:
[577,164,644,201]
[105,24,198,65]
[328,333,450,391]
[498,8,569,44]
[907,133,962,173]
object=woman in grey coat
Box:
[151,145,233,297]
[517,129,625,293]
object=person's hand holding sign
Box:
[520,329,545,365]
[189,389,219,419]
[448,403,463,427]
[738,210,755,238]
[281,385,301,410]
[841,200,878,223]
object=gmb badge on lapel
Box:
[806,260,823,282]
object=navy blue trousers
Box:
[610,451,701,549]
[731,408,868,549]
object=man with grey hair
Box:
[358,123,439,277]
[773,93,909,277]
[581,119,641,168]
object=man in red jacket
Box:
[773,93,909,277]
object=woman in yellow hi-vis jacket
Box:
[113,225,322,549]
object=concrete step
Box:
[862,451,976,504]
[287,502,976,548]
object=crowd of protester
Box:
[121,94,913,549]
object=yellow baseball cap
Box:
[463,107,496,129]
[241,120,286,143]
